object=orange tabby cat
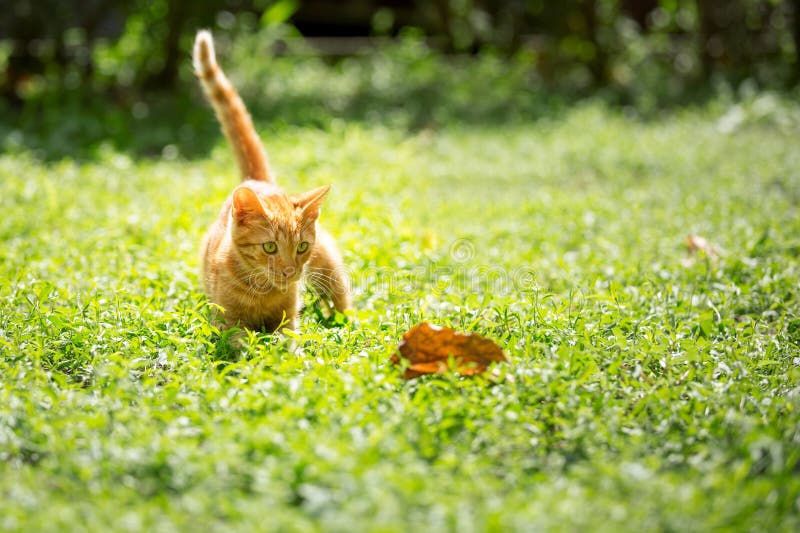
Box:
[193,30,350,332]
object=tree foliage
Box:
[0,0,797,107]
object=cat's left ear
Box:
[292,184,331,221]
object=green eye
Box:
[263,241,278,254]
[297,241,310,253]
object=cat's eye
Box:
[263,241,278,254]
[297,241,310,253]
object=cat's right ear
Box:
[232,187,264,224]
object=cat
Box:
[192,30,351,332]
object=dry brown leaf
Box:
[686,234,719,257]
[683,234,722,267]
[390,322,508,379]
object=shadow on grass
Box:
[205,298,348,369]
[0,62,729,164]
[0,81,575,163]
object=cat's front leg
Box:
[307,228,352,313]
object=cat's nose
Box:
[282,266,295,278]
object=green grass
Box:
[1,97,799,531]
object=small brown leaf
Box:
[683,234,722,267]
[686,234,719,257]
[390,322,508,379]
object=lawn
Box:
[1,94,799,531]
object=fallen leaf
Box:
[686,234,719,257]
[683,234,722,267]
[391,322,508,379]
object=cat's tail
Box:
[193,30,273,183]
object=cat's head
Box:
[229,184,329,291]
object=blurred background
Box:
[1,0,799,159]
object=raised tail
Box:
[193,30,273,183]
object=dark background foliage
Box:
[1,0,798,159]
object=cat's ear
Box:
[292,184,330,221]
[232,187,265,224]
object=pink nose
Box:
[282,266,295,278]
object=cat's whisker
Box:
[304,271,350,298]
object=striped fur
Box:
[193,30,272,183]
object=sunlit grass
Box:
[1,99,799,531]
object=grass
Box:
[1,94,799,531]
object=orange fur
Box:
[193,31,271,183]
[194,30,351,332]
